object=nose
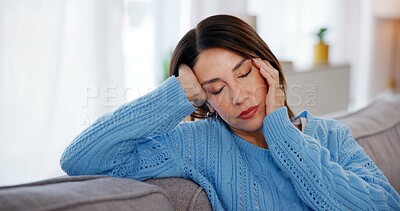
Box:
[232,84,248,105]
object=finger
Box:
[263,72,276,114]
[252,58,268,70]
[260,67,284,101]
[251,58,262,68]
[252,58,279,82]
[259,67,278,88]
[262,60,280,82]
[253,59,282,101]
[261,68,278,99]
[264,71,287,114]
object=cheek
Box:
[247,75,268,98]
[207,96,225,110]
[254,84,267,97]
[208,94,233,116]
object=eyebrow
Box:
[200,58,247,86]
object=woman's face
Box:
[193,48,268,132]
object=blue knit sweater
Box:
[61,77,400,210]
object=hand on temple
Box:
[252,58,285,116]
[177,64,207,107]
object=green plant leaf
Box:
[317,28,327,41]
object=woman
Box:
[61,15,400,210]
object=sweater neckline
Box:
[230,130,271,158]
[224,109,319,158]
[217,119,270,157]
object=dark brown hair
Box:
[169,14,294,119]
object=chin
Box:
[246,122,263,132]
[239,117,264,132]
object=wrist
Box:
[177,76,193,101]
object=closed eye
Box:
[238,68,252,78]
[210,85,225,95]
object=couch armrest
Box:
[0,175,174,211]
[146,178,212,211]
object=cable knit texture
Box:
[61,77,400,210]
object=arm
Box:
[60,77,195,178]
[263,107,400,210]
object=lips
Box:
[238,106,258,119]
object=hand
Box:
[252,58,285,115]
[177,64,207,107]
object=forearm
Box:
[60,77,195,176]
[263,107,400,210]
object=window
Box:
[122,0,191,101]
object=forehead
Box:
[193,48,244,80]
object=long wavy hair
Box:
[169,14,294,120]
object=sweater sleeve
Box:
[60,77,195,180]
[263,107,400,210]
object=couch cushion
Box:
[0,175,174,211]
[335,95,400,193]
[146,177,212,211]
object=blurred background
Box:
[0,0,399,186]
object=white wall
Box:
[191,0,247,27]
[0,0,191,186]
[0,0,125,186]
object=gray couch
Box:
[1,95,399,211]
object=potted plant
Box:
[313,27,329,64]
